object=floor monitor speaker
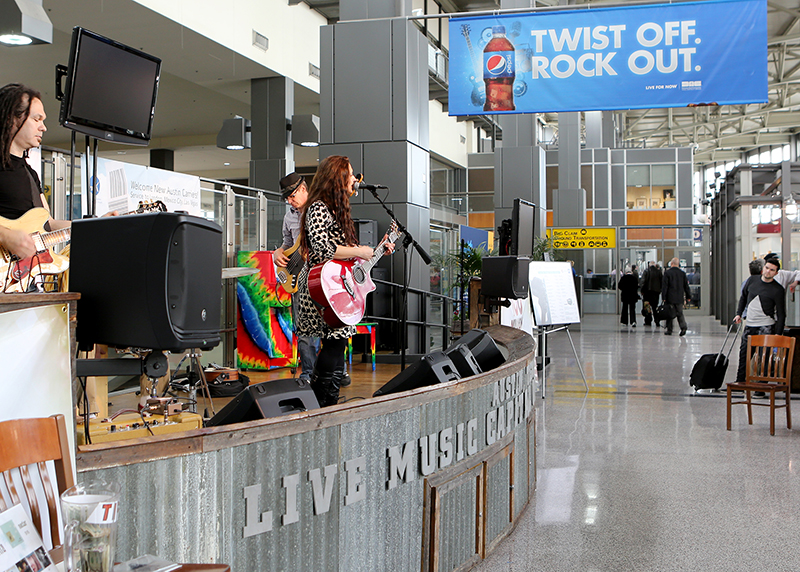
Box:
[445,343,482,378]
[206,378,319,426]
[449,329,506,372]
[481,256,529,299]
[373,351,460,397]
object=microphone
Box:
[355,181,388,191]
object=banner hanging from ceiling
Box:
[447,0,767,115]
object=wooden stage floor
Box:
[107,356,405,418]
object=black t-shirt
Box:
[0,154,44,220]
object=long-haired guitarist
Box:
[0,84,71,261]
[0,84,117,292]
[295,156,393,406]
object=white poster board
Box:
[0,305,75,461]
[500,297,535,335]
[93,157,202,217]
[528,261,581,326]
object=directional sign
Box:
[546,227,617,249]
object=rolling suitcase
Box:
[689,322,741,391]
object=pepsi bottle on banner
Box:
[483,25,515,112]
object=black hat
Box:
[279,173,305,200]
[764,252,779,261]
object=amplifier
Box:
[76,411,204,445]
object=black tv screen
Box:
[59,27,161,146]
[511,198,535,257]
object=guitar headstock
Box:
[461,23,471,38]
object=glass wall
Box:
[626,165,675,209]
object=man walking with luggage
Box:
[661,258,691,336]
[641,261,663,327]
[733,258,786,384]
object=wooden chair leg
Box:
[727,386,733,431]
[769,391,776,436]
[786,385,792,430]
[746,391,754,425]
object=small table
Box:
[347,322,377,371]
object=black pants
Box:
[664,303,687,334]
[620,301,637,325]
[315,337,347,377]
[735,324,776,384]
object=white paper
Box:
[0,503,57,571]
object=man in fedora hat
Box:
[275,172,350,387]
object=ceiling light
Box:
[785,195,798,221]
[216,116,251,150]
[290,114,320,147]
[0,0,53,46]
[223,162,230,166]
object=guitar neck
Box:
[360,229,401,275]
[40,227,70,250]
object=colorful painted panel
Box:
[236,251,297,370]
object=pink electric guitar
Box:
[308,222,401,328]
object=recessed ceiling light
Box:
[224,162,230,166]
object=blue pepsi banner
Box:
[448,0,767,115]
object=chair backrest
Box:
[0,414,75,552]
[746,335,796,385]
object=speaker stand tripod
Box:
[167,349,217,418]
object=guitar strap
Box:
[23,161,48,230]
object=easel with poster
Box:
[528,261,587,396]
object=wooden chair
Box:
[0,414,75,562]
[727,335,795,435]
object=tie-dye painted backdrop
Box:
[236,251,297,370]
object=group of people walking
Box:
[618,258,692,335]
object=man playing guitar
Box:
[0,84,71,260]
[274,173,350,387]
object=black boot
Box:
[338,367,351,387]
[310,370,342,407]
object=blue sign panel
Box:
[448,0,767,115]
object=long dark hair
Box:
[0,83,41,169]
[300,155,358,256]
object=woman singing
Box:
[296,156,392,406]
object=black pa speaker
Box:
[206,378,320,426]
[481,256,529,299]
[70,212,222,352]
[450,329,506,372]
[445,343,482,378]
[373,351,460,397]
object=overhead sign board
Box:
[448,0,767,115]
[547,227,616,249]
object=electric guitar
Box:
[0,200,167,293]
[275,239,304,294]
[308,222,401,328]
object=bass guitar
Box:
[275,238,304,294]
[308,222,401,328]
[0,200,167,293]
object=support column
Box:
[554,112,586,227]
[249,77,294,191]
[321,1,430,353]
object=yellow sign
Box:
[547,227,616,249]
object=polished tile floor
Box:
[475,313,800,572]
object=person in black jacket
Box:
[618,265,640,328]
[733,258,786,385]
[661,258,691,336]
[640,261,663,327]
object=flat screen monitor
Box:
[511,198,535,257]
[59,27,161,146]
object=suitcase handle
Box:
[715,321,742,366]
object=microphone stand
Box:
[366,188,431,370]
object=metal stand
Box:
[539,324,588,398]
[167,349,216,417]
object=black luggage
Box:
[689,322,741,391]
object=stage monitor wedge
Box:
[70,212,222,352]
[373,351,460,397]
[207,379,319,426]
[449,329,506,373]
